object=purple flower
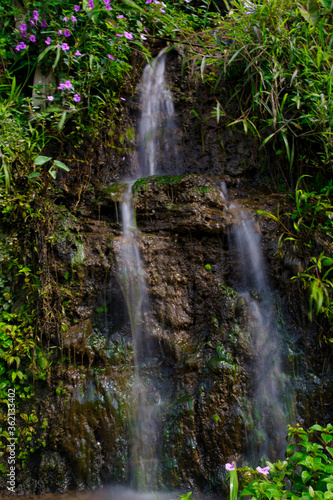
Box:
[160,8,166,12]
[58,83,65,89]
[108,54,114,59]
[47,95,54,101]
[29,34,36,42]
[21,31,27,38]
[75,50,82,56]
[74,5,80,11]
[146,0,152,3]
[64,80,72,89]
[63,17,68,22]
[15,41,27,51]
[256,466,270,475]
[30,19,35,25]
[19,23,27,32]
[88,0,94,7]
[117,15,124,18]
[64,29,71,37]
[71,15,77,21]
[225,462,236,471]
[33,10,39,20]
[124,31,133,40]
[58,29,63,34]
[120,97,126,101]
[41,19,47,27]
[116,33,123,37]
[45,36,51,44]
[73,94,81,102]
[140,34,147,40]
[61,43,70,51]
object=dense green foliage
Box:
[226,424,333,500]
[200,0,333,333]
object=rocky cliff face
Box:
[6,50,333,495]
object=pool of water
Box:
[0,486,224,500]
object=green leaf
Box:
[48,169,57,180]
[298,0,319,25]
[28,172,41,179]
[257,210,279,222]
[52,45,61,70]
[34,155,52,166]
[53,160,70,171]
[57,111,67,130]
[37,44,57,63]
[302,470,312,483]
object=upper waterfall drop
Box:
[138,49,178,177]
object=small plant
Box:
[225,424,333,500]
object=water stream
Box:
[115,49,177,489]
[138,48,177,177]
[222,185,289,462]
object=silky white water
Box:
[115,50,177,489]
[138,49,177,177]
[223,184,288,461]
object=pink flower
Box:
[120,97,126,100]
[124,31,133,40]
[140,34,147,40]
[64,80,72,89]
[19,23,27,32]
[146,0,152,3]
[108,54,114,59]
[64,29,71,37]
[88,0,94,7]
[117,15,124,18]
[29,34,36,42]
[256,466,270,475]
[45,37,51,45]
[58,29,63,34]
[116,33,123,37]
[41,19,47,27]
[73,94,81,102]
[47,95,54,101]
[71,15,77,21]
[160,8,166,12]
[63,17,68,22]
[74,5,80,11]
[58,83,65,89]
[61,43,70,51]
[33,10,39,20]
[75,50,82,56]
[225,462,236,471]
[15,41,27,51]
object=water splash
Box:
[223,186,288,461]
[138,49,177,177]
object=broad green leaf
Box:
[48,169,57,180]
[28,172,41,179]
[34,155,52,166]
[53,160,70,171]
[298,1,319,25]
[302,470,312,483]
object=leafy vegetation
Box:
[225,424,333,500]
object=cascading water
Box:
[138,49,178,177]
[222,184,289,462]
[115,49,177,490]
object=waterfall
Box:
[138,49,177,177]
[116,185,159,490]
[114,50,177,490]
[223,185,288,462]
